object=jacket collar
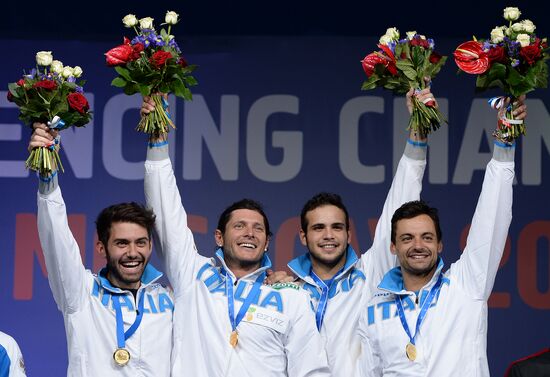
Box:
[215,247,272,281]
[378,257,445,294]
[288,245,358,285]
[98,263,163,293]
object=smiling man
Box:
[356,98,527,376]
[286,88,434,377]
[141,97,330,377]
[31,123,173,376]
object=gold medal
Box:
[406,342,417,361]
[229,330,239,348]
[113,348,131,366]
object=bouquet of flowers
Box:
[105,11,197,135]
[7,51,92,175]
[454,7,549,143]
[361,28,447,137]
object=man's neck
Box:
[402,268,437,292]
[106,271,141,290]
[310,256,346,281]
[225,260,262,280]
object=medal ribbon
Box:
[112,292,146,349]
[395,272,443,346]
[309,267,344,331]
[224,270,266,333]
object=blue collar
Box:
[288,245,358,281]
[378,257,445,294]
[98,263,163,293]
[214,247,272,280]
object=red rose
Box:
[454,41,489,74]
[33,80,58,90]
[130,43,145,61]
[16,79,25,86]
[7,91,14,102]
[429,52,442,64]
[520,44,542,65]
[149,50,173,69]
[105,42,133,66]
[410,38,429,48]
[67,92,90,114]
[487,46,507,63]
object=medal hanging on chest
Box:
[395,273,443,362]
[112,292,145,366]
[224,270,266,348]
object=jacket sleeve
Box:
[37,176,88,314]
[355,310,383,377]
[144,144,205,294]
[450,143,515,300]
[360,140,427,286]
[284,290,331,377]
[0,332,27,377]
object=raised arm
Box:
[361,88,433,285]
[142,96,206,292]
[32,123,88,313]
[451,97,525,300]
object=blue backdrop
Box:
[1,36,549,376]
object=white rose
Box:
[165,11,179,25]
[418,35,426,40]
[516,33,531,47]
[521,19,536,33]
[122,14,138,28]
[139,17,154,29]
[406,31,417,40]
[511,22,524,32]
[503,7,521,21]
[385,27,400,40]
[62,66,74,78]
[73,66,83,78]
[50,60,64,74]
[36,51,53,66]
[490,27,505,43]
[379,34,393,45]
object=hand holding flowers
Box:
[361,28,447,137]
[7,51,92,175]
[454,7,548,143]
[105,10,197,136]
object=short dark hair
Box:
[216,199,272,237]
[95,202,156,246]
[300,192,350,232]
[391,200,442,244]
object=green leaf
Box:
[111,77,127,88]
[114,66,133,82]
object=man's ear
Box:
[214,229,224,248]
[299,229,307,247]
[437,241,443,254]
[96,240,107,258]
[390,242,398,255]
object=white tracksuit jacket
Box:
[0,331,26,377]
[287,142,427,377]
[37,179,174,377]
[144,145,331,377]
[356,144,515,377]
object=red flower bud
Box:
[429,52,442,64]
[486,46,506,64]
[149,50,173,69]
[520,44,542,66]
[16,79,25,86]
[67,92,90,115]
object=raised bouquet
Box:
[105,11,197,135]
[454,7,548,143]
[7,51,92,175]
[361,28,447,137]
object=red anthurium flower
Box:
[105,38,134,66]
[362,52,385,77]
[454,41,489,74]
[377,44,398,76]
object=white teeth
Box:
[121,262,140,268]
[321,244,337,249]
[238,243,256,249]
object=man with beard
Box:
[286,88,434,377]
[30,123,173,376]
[141,98,330,376]
[355,97,526,376]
